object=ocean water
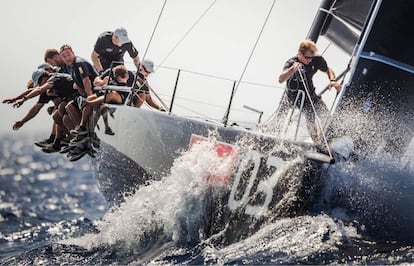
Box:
[1,133,414,265]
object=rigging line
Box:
[172,95,259,114]
[158,65,284,89]
[137,0,217,111]
[156,0,218,69]
[172,102,218,121]
[320,42,331,56]
[128,0,169,110]
[141,0,168,62]
[297,65,333,159]
[233,0,277,95]
[156,91,260,115]
[222,0,277,121]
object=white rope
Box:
[297,64,333,159]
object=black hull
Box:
[93,142,152,205]
[90,105,330,244]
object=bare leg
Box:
[65,101,81,127]
[52,101,69,136]
[63,114,76,136]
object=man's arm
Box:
[24,83,52,100]
[12,103,44,130]
[132,55,141,69]
[327,67,336,81]
[278,62,301,83]
[3,89,32,104]
[94,76,110,87]
[327,67,341,91]
[91,50,104,73]
[82,76,94,96]
[12,83,53,108]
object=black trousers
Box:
[274,89,331,140]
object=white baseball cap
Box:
[114,27,130,45]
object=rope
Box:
[140,0,168,63]
[158,65,284,89]
[128,0,169,110]
[297,64,333,159]
[233,0,277,94]
[320,42,331,56]
[133,0,219,111]
[130,0,218,111]
[156,0,218,69]
[222,0,278,121]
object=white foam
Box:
[63,139,231,250]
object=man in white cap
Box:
[131,59,165,111]
[91,27,140,73]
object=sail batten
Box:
[308,0,375,54]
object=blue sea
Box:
[1,132,414,265]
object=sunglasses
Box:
[300,51,313,60]
[302,54,313,60]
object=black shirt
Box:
[283,55,328,95]
[94,31,139,70]
[99,68,135,87]
[98,68,136,104]
[57,64,70,74]
[47,73,77,101]
[37,92,53,104]
[69,56,98,97]
[133,72,150,93]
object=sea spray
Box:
[62,138,234,253]
[316,153,414,243]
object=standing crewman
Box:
[278,39,341,142]
[91,27,140,73]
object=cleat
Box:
[67,146,85,158]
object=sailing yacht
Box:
[91,0,414,228]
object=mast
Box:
[306,0,335,42]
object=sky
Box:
[0,0,350,135]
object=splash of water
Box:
[317,153,414,243]
[63,138,234,252]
